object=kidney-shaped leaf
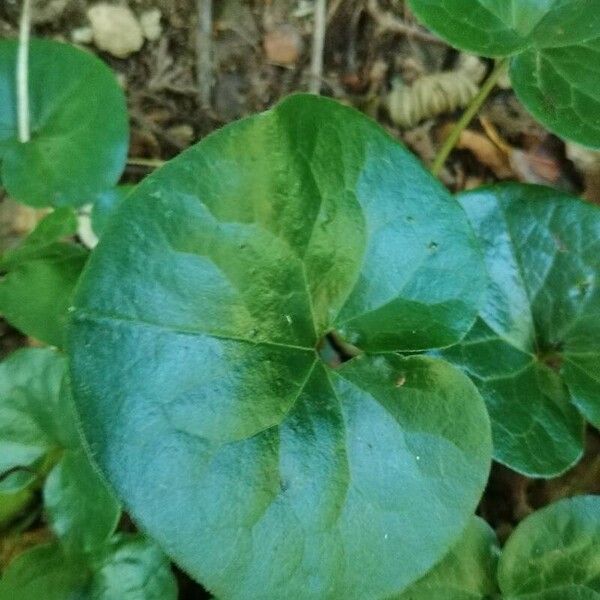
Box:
[69,94,491,599]
[408,0,600,148]
[498,495,600,598]
[393,517,500,600]
[443,184,599,477]
[0,39,128,207]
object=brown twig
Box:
[366,0,446,45]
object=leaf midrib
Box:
[71,309,317,353]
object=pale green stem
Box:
[17,0,32,143]
[431,58,508,176]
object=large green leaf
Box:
[0,535,177,600]
[443,183,599,476]
[0,209,88,347]
[0,348,120,548]
[69,94,491,599]
[498,495,600,598]
[408,1,600,148]
[0,39,128,207]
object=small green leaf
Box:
[0,207,79,265]
[408,1,600,148]
[89,534,178,599]
[443,183,600,477]
[0,348,120,550]
[393,517,500,599]
[408,0,537,56]
[0,348,72,476]
[0,535,177,600]
[91,186,135,238]
[0,39,128,207]
[69,94,491,599]
[44,449,120,554]
[0,210,87,347]
[0,543,88,600]
[0,471,36,529]
[511,40,600,150]
[498,495,600,598]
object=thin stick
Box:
[366,0,445,45]
[17,0,32,143]
[310,0,327,94]
[326,0,344,23]
[431,59,508,176]
[196,0,213,109]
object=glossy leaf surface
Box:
[0,39,128,207]
[408,1,600,148]
[394,517,499,599]
[0,209,87,347]
[443,184,599,476]
[498,495,600,598]
[69,94,491,599]
[0,535,177,600]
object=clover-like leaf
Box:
[69,94,491,599]
[0,209,87,347]
[393,517,500,599]
[408,1,600,148]
[498,495,600,598]
[0,535,177,600]
[0,348,120,548]
[442,183,599,477]
[0,39,128,207]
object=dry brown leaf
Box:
[455,129,513,178]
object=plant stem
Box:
[431,58,508,176]
[17,0,32,143]
[309,0,327,94]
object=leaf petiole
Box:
[17,0,32,143]
[431,58,508,176]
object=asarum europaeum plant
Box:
[0,348,178,599]
[68,94,494,600]
[408,0,600,148]
[0,39,128,208]
[1,31,600,600]
[397,495,600,599]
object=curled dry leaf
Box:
[387,54,486,129]
[566,143,600,204]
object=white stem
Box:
[310,0,327,94]
[17,0,32,143]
